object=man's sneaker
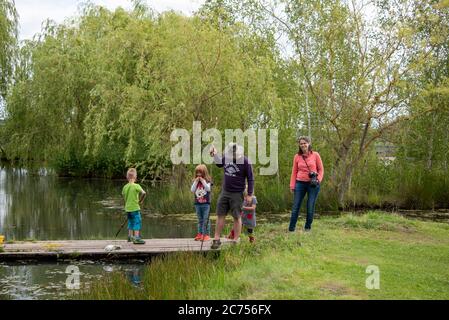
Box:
[194,233,203,241]
[248,235,255,243]
[133,237,146,245]
[227,230,235,240]
[202,235,211,241]
[211,239,221,249]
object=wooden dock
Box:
[0,238,234,261]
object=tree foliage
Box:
[2,5,282,178]
[203,0,449,206]
[0,0,18,99]
[2,1,448,208]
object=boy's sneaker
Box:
[248,235,255,243]
[202,235,211,241]
[211,239,221,250]
[194,233,203,241]
[133,237,146,245]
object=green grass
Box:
[78,211,449,300]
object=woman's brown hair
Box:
[297,136,313,155]
[193,164,212,182]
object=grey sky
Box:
[15,0,205,40]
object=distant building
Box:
[375,143,396,162]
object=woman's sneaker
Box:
[194,233,203,241]
[211,239,221,249]
[127,236,134,242]
[133,237,146,245]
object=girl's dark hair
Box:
[297,136,313,155]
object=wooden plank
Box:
[0,238,234,261]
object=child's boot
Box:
[133,237,145,245]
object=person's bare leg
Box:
[233,216,243,241]
[128,230,133,238]
[214,215,226,240]
[134,230,140,238]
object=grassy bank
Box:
[78,212,449,300]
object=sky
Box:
[15,0,206,40]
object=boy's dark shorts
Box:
[216,190,244,219]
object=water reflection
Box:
[0,164,196,240]
[127,267,142,287]
[0,261,146,300]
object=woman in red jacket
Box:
[289,136,324,232]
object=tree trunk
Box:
[336,162,354,209]
[328,145,355,209]
[304,80,312,139]
[171,165,188,188]
[445,129,448,173]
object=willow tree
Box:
[0,0,17,99]
[83,9,280,179]
[3,4,280,178]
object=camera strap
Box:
[301,155,312,173]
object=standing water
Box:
[0,166,198,240]
[0,165,197,300]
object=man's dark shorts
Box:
[216,190,244,219]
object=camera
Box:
[309,171,319,188]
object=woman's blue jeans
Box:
[289,181,320,231]
[195,204,211,235]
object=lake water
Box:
[0,167,200,240]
